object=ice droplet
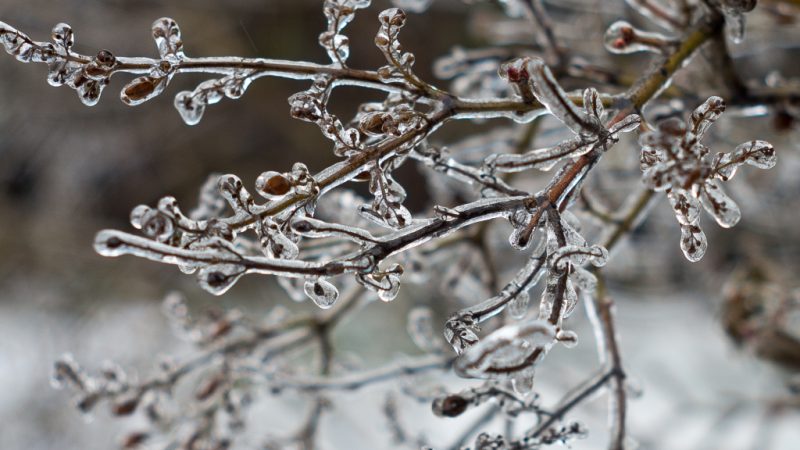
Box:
[556,329,578,348]
[304,278,339,309]
[511,372,535,395]
[679,224,707,262]
[507,291,530,320]
[197,264,245,295]
[174,91,206,125]
[378,274,402,302]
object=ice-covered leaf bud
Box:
[151,17,183,58]
[255,171,292,199]
[51,23,74,50]
[121,76,168,106]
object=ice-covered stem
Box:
[98,195,531,289]
[0,20,417,99]
[593,275,627,450]
[269,354,452,392]
[706,31,749,99]
[535,10,724,212]
[52,286,361,421]
[94,8,724,299]
[524,369,615,441]
[623,10,725,112]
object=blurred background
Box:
[1,1,799,449]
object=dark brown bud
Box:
[111,396,140,416]
[433,394,469,417]
[256,172,292,197]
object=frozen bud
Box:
[51,354,84,390]
[139,209,175,242]
[111,395,140,416]
[288,92,323,123]
[76,393,101,415]
[255,171,292,198]
[121,432,149,449]
[94,49,116,66]
[500,57,536,103]
[151,17,183,58]
[51,23,74,50]
[604,21,677,55]
[444,314,479,354]
[319,31,350,63]
[195,374,224,401]
[121,76,168,106]
[198,264,245,295]
[379,8,407,28]
[357,112,389,136]
[432,394,469,417]
[304,278,339,309]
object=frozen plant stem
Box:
[6,0,790,448]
